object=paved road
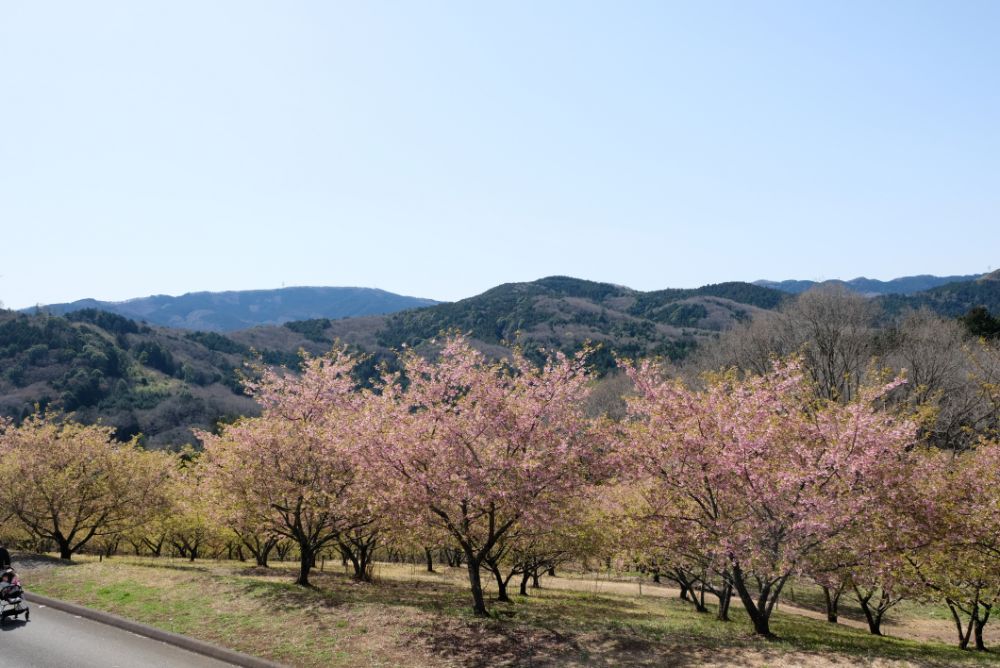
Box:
[0,601,237,668]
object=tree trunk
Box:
[520,571,530,596]
[531,571,540,589]
[297,546,313,586]
[729,565,784,638]
[339,533,377,582]
[855,589,884,636]
[823,585,842,624]
[946,599,975,650]
[696,581,707,613]
[103,539,118,558]
[425,547,434,573]
[488,562,510,602]
[143,537,164,558]
[345,550,361,580]
[975,603,991,651]
[255,538,275,568]
[56,535,73,561]
[974,624,987,651]
[465,556,488,616]
[861,605,883,635]
[716,583,733,622]
[547,566,556,577]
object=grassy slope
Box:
[23,557,1000,668]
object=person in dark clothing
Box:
[0,544,10,569]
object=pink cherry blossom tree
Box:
[367,336,607,616]
[200,347,377,586]
[623,359,918,636]
[907,442,1000,650]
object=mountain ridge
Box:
[755,273,984,296]
[0,276,789,444]
[5,272,999,447]
[30,286,439,332]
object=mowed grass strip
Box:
[22,557,1000,667]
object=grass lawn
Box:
[20,556,1000,667]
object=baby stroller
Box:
[0,568,29,623]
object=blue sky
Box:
[2,1,997,309]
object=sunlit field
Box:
[22,555,1000,668]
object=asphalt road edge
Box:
[23,591,285,668]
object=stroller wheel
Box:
[25,610,29,621]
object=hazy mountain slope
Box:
[33,286,439,332]
[756,274,983,296]
[877,272,1000,317]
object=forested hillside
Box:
[5,273,1000,448]
[373,276,786,372]
[0,309,324,447]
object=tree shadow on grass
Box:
[126,560,214,574]
[229,569,481,616]
[413,620,809,668]
[780,585,873,625]
[197,566,991,668]
[766,612,995,668]
[12,554,77,571]
[416,620,593,668]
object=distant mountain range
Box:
[0,277,790,444]
[877,269,1000,317]
[25,273,992,334]
[4,272,999,448]
[30,287,439,332]
[755,273,985,296]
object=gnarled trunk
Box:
[974,604,990,651]
[338,531,378,583]
[716,582,733,622]
[297,545,313,586]
[465,552,488,616]
[823,584,844,624]
[729,564,787,638]
[484,557,510,602]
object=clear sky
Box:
[1,1,997,309]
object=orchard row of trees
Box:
[2,290,1000,650]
